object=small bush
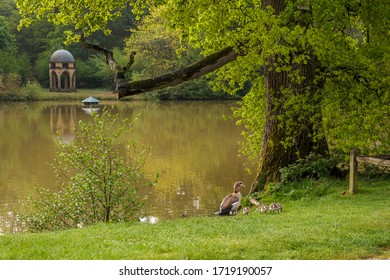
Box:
[279,153,340,184]
[259,154,343,201]
[21,81,43,100]
[19,108,157,232]
[265,179,334,201]
[359,163,390,181]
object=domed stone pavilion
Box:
[49,49,76,92]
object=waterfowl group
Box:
[215,181,283,216]
[258,203,282,214]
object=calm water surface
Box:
[0,100,255,233]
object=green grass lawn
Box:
[1,179,389,260]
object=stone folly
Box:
[49,49,76,92]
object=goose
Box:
[216,181,245,215]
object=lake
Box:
[0,100,255,233]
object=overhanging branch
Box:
[80,34,119,73]
[80,34,136,78]
[80,33,240,99]
[117,47,239,99]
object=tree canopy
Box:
[17,0,127,42]
[159,0,390,189]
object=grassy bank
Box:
[0,87,139,102]
[1,83,243,101]
[32,89,120,101]
[1,179,389,260]
[0,86,238,102]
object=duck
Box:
[216,181,245,215]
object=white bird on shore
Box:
[139,216,159,224]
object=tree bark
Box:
[250,61,328,193]
[249,0,329,193]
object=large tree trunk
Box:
[250,57,329,193]
[250,0,329,193]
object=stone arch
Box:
[61,71,70,91]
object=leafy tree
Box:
[0,16,15,52]
[124,5,230,99]
[0,50,31,88]
[125,5,190,78]
[0,0,20,31]
[158,0,390,191]
[19,109,156,232]
[16,22,67,64]
[15,0,390,193]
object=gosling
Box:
[269,203,282,213]
[259,204,268,213]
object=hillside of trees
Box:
[0,0,234,99]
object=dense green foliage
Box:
[0,5,32,93]
[124,5,235,100]
[18,109,156,232]
[164,0,390,157]
[2,178,389,259]
[0,16,15,51]
[278,153,341,184]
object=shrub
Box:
[19,108,157,232]
[0,50,32,84]
[358,162,390,181]
[264,179,334,201]
[258,154,344,201]
[0,72,25,101]
[21,81,43,100]
[279,153,340,184]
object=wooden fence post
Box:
[349,149,358,194]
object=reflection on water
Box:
[50,105,77,143]
[0,101,255,233]
[82,107,100,115]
